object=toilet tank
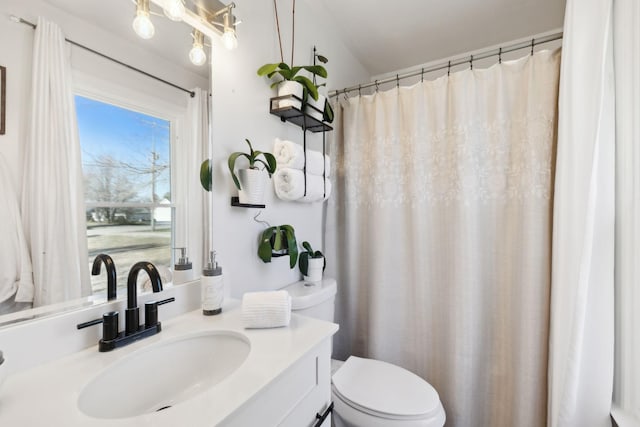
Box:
[280,278,337,322]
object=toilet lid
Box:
[332,356,441,420]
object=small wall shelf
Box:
[230,197,265,208]
[269,95,333,133]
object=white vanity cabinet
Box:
[222,337,333,427]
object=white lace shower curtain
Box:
[21,17,90,306]
[326,50,561,426]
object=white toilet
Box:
[281,278,446,427]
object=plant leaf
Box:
[228,152,252,190]
[245,139,254,157]
[257,63,280,76]
[258,227,276,263]
[199,159,212,192]
[302,65,328,78]
[324,100,334,123]
[273,227,283,251]
[294,75,318,100]
[298,252,309,276]
[316,55,328,64]
[280,225,298,268]
[302,241,313,253]
[262,153,277,174]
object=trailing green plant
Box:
[258,225,298,268]
[257,63,327,101]
[298,241,326,276]
[227,139,277,191]
[200,158,213,191]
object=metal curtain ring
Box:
[396,74,400,88]
[421,68,425,82]
[531,38,535,55]
[470,55,473,70]
[498,47,502,64]
[447,60,451,76]
[375,80,379,92]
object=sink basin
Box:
[78,330,250,419]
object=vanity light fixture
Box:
[221,10,238,50]
[189,29,207,66]
[163,0,185,21]
[132,0,155,39]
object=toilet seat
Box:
[331,356,444,422]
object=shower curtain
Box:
[21,17,90,306]
[326,50,561,426]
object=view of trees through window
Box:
[76,95,172,295]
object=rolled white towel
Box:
[273,168,332,203]
[242,290,292,329]
[274,138,330,177]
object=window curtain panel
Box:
[612,0,640,422]
[547,0,615,426]
[326,50,561,427]
[176,87,209,273]
[21,17,90,306]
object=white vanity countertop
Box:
[0,301,338,426]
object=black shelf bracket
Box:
[230,197,265,208]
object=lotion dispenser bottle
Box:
[172,247,194,285]
[202,250,223,315]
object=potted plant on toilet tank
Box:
[228,139,277,205]
[298,241,325,282]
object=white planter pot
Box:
[305,94,326,121]
[303,257,324,282]
[278,81,303,110]
[238,168,267,205]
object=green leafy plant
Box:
[227,139,277,190]
[257,63,327,101]
[200,158,213,191]
[298,241,326,276]
[258,225,298,268]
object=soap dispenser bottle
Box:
[172,247,194,285]
[202,250,223,315]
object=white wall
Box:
[0,0,369,298]
[206,1,369,295]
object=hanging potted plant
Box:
[298,241,325,281]
[256,0,326,110]
[258,225,298,268]
[228,139,277,204]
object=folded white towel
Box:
[274,138,330,177]
[273,168,332,203]
[242,291,292,329]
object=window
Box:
[75,95,173,295]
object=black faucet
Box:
[92,254,117,301]
[76,261,173,352]
[125,262,163,335]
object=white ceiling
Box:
[316,0,566,76]
[42,0,566,78]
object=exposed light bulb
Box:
[133,0,154,39]
[189,45,207,66]
[222,28,238,50]
[220,11,238,50]
[163,0,185,21]
[189,30,207,66]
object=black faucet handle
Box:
[77,311,119,342]
[144,297,175,328]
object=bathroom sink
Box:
[78,330,250,419]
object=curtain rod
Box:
[11,16,196,98]
[329,31,563,98]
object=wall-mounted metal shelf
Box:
[230,197,265,209]
[269,95,333,133]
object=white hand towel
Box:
[273,168,332,203]
[242,291,292,329]
[274,138,330,177]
